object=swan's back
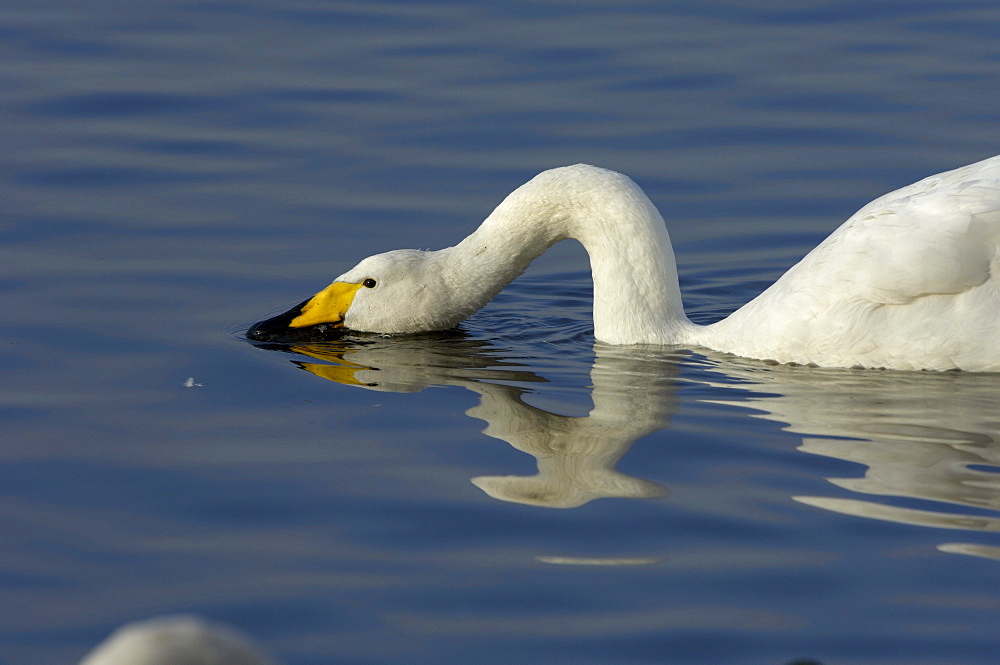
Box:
[705,155,1000,371]
[79,616,276,665]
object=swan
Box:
[79,616,277,665]
[247,156,1000,371]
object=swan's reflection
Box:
[285,338,680,508]
[706,359,1000,559]
[253,337,1000,557]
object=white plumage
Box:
[249,156,1000,371]
[79,616,276,665]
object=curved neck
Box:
[449,165,692,344]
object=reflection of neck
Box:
[290,340,682,508]
[467,347,680,508]
[448,165,692,344]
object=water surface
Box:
[3,2,1000,664]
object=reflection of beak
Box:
[246,282,363,343]
[291,344,377,387]
[298,362,374,386]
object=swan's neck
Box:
[450,165,693,344]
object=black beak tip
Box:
[245,321,278,342]
[245,300,303,342]
[246,300,347,343]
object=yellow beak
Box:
[289,281,365,328]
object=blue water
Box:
[3,2,1000,664]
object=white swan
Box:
[80,616,277,665]
[248,156,1000,371]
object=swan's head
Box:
[247,249,471,342]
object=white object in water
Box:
[248,156,1000,371]
[79,616,276,665]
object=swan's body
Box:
[248,156,1000,371]
[80,616,276,665]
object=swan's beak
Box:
[246,281,364,342]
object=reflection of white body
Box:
[707,359,1000,558]
[266,157,1000,371]
[80,616,276,665]
[288,339,1000,556]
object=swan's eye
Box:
[362,278,377,289]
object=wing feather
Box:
[798,157,1000,305]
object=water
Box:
[3,1,1000,663]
